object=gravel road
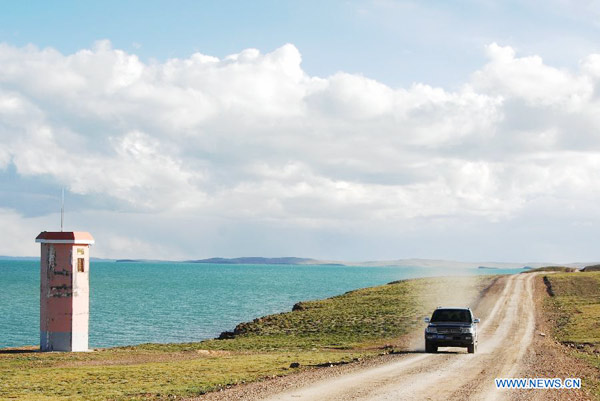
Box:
[254,273,531,400]
[199,273,592,401]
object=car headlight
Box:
[426,326,437,334]
[461,327,474,334]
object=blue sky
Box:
[2,1,600,262]
[2,1,599,88]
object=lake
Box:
[0,260,522,348]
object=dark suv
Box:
[424,307,480,353]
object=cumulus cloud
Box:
[473,42,592,107]
[2,40,600,259]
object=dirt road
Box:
[260,273,540,401]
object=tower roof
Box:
[35,231,95,245]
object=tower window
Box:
[77,258,85,273]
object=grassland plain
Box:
[543,271,600,399]
[0,275,496,400]
[525,266,580,273]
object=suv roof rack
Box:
[435,306,471,310]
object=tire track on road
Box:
[261,274,526,401]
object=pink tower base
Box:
[36,231,94,352]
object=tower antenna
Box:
[60,188,65,232]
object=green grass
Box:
[524,266,579,273]
[1,350,361,400]
[543,272,600,398]
[0,275,496,400]
[543,272,600,344]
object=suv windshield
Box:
[430,309,472,323]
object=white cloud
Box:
[2,40,600,260]
[473,43,592,107]
[307,72,394,119]
[0,209,52,256]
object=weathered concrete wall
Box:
[40,243,73,351]
[71,245,89,352]
[40,242,90,352]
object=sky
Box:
[2,0,600,262]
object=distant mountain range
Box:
[2,255,597,269]
[184,257,591,269]
[338,258,589,269]
[185,257,344,265]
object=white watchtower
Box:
[36,231,95,352]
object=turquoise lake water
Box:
[0,260,522,349]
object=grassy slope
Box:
[543,272,600,398]
[0,275,495,400]
[525,266,579,273]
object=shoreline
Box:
[5,270,597,400]
[0,260,524,350]
[0,274,499,400]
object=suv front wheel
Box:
[425,341,437,353]
[467,343,476,354]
